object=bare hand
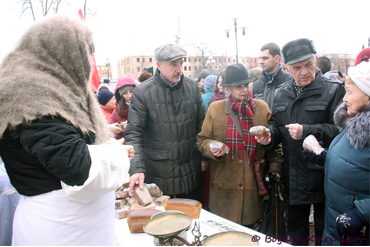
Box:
[285,123,303,140]
[211,148,225,157]
[255,133,271,145]
[108,124,124,134]
[129,173,145,194]
[201,160,209,171]
[123,145,135,160]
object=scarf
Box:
[0,16,110,144]
[293,80,304,95]
[213,91,226,101]
[226,94,257,163]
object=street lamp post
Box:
[226,19,246,64]
[106,59,110,81]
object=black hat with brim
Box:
[220,64,255,87]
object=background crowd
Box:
[0,15,368,246]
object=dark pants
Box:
[287,203,325,246]
[171,188,198,200]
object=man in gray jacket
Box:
[253,43,292,110]
[126,44,206,198]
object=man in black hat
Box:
[126,43,206,199]
[256,38,345,246]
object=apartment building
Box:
[114,55,259,81]
[96,53,355,82]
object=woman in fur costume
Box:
[0,16,134,245]
[303,61,370,245]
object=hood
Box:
[114,76,138,101]
[0,16,110,143]
[334,102,370,150]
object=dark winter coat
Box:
[0,116,93,196]
[125,69,206,196]
[322,102,369,245]
[268,70,345,205]
[253,65,292,109]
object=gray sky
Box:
[0,0,368,76]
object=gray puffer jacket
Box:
[125,69,205,195]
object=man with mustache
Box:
[126,44,206,199]
[255,38,345,246]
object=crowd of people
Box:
[0,15,368,246]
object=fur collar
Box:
[334,102,370,149]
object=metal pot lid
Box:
[202,231,259,246]
[143,211,192,238]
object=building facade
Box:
[97,53,355,82]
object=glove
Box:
[336,208,365,237]
[302,149,326,166]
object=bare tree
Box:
[193,42,215,69]
[20,0,63,20]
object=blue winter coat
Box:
[323,102,369,245]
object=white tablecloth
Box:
[115,208,291,246]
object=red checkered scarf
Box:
[226,94,257,163]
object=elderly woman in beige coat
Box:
[197,64,282,227]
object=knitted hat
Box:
[354,48,370,66]
[198,69,210,82]
[97,89,114,105]
[348,61,370,96]
[203,75,217,89]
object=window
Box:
[137,58,140,62]
[228,58,230,62]
[195,66,198,70]
[195,58,197,62]
[150,58,152,62]
[189,66,191,71]
[188,58,191,62]
[184,66,187,71]
[184,58,187,62]
[137,67,140,72]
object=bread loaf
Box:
[115,205,129,219]
[127,208,162,233]
[134,186,153,206]
[154,195,170,207]
[164,199,202,219]
[249,126,270,137]
[146,183,163,197]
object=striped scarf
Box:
[226,94,257,163]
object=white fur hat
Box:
[348,61,370,96]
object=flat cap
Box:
[282,38,316,64]
[155,44,187,61]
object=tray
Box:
[202,231,258,246]
[143,211,192,238]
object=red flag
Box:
[78,9,101,93]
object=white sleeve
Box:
[61,143,130,204]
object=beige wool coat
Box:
[197,99,282,225]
